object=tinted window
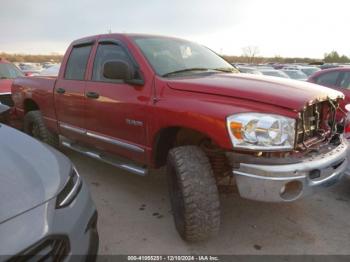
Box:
[0,64,23,79]
[92,43,132,82]
[339,72,350,89]
[65,45,92,80]
[315,71,339,86]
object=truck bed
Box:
[11,76,58,129]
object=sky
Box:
[0,0,349,58]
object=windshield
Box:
[133,37,234,76]
[0,63,24,79]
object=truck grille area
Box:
[8,236,70,262]
[296,99,339,149]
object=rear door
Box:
[84,39,148,163]
[54,43,93,141]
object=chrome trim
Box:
[61,140,147,176]
[60,123,86,135]
[59,122,144,153]
[0,92,11,95]
[233,137,349,202]
[86,131,144,153]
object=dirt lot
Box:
[63,148,350,255]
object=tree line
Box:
[0,52,63,63]
[1,49,349,65]
[223,47,350,64]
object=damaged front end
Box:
[227,96,350,202]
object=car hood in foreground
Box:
[167,73,344,111]
[0,125,71,223]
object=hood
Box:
[0,125,71,223]
[0,79,13,94]
[167,73,344,111]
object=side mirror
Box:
[103,60,133,81]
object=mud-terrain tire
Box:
[24,110,59,148]
[167,145,220,242]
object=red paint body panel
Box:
[10,34,345,167]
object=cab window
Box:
[65,44,92,80]
[92,43,133,82]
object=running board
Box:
[61,139,148,176]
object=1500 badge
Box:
[126,119,143,127]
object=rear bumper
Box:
[233,138,349,202]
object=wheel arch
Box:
[152,126,220,168]
[23,98,39,113]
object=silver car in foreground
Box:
[0,107,98,261]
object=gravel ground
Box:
[62,148,350,255]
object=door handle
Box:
[86,91,100,99]
[56,87,66,94]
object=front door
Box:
[84,41,149,163]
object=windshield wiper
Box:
[162,68,209,77]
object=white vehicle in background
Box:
[283,65,320,77]
[18,63,43,77]
[39,64,61,77]
[237,66,263,75]
[282,68,308,81]
[259,69,290,78]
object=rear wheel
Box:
[167,145,220,242]
[24,110,59,148]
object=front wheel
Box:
[167,145,220,242]
[24,110,59,148]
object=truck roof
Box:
[70,33,187,46]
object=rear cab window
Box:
[64,44,93,80]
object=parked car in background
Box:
[282,69,308,81]
[0,58,23,106]
[283,65,320,77]
[11,33,349,242]
[308,67,350,105]
[42,62,56,69]
[259,69,290,78]
[0,104,98,261]
[320,64,342,70]
[237,66,262,75]
[39,64,61,77]
[18,63,42,76]
[299,66,320,77]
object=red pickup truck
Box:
[11,34,350,242]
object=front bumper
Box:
[233,138,349,202]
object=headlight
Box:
[56,167,82,209]
[227,113,296,151]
